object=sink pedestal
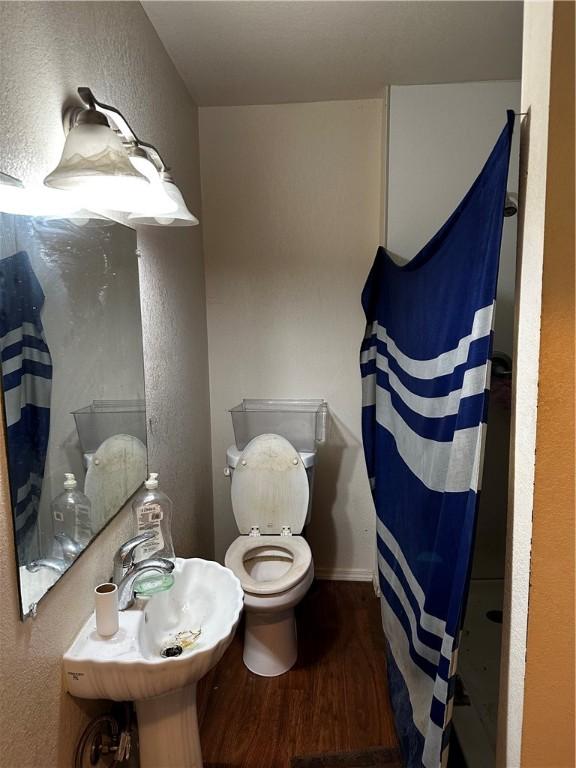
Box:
[63,559,243,767]
[136,684,203,768]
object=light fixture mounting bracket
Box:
[73,87,168,173]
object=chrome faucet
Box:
[116,558,174,610]
[27,534,83,575]
[55,532,83,563]
[113,531,155,584]
[27,557,68,575]
[113,532,174,610]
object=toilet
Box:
[224,433,315,676]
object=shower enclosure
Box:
[452,364,512,767]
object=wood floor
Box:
[197,580,400,768]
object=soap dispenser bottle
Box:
[132,473,175,563]
[51,473,93,548]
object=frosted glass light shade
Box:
[127,155,179,217]
[44,122,150,213]
[128,177,199,227]
[0,172,91,218]
[0,172,27,214]
[44,208,116,227]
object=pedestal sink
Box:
[63,558,243,768]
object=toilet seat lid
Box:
[231,434,309,535]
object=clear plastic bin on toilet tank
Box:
[225,399,328,524]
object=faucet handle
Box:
[113,532,155,583]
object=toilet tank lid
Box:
[227,444,316,469]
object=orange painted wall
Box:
[520,2,575,766]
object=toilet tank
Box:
[225,444,316,525]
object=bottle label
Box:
[74,503,93,545]
[136,503,164,558]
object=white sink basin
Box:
[64,558,243,767]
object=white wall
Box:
[0,2,212,765]
[387,82,520,356]
[386,82,520,583]
[200,100,383,575]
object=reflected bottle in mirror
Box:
[51,473,93,560]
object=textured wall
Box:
[0,3,212,765]
[521,2,575,765]
[200,100,382,575]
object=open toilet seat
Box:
[225,535,312,596]
[224,434,315,676]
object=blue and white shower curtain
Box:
[360,112,514,767]
[0,215,52,562]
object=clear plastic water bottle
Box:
[51,473,93,548]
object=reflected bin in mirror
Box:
[229,399,327,451]
[72,400,146,457]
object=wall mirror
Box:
[0,213,146,618]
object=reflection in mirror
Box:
[0,213,146,618]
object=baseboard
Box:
[315,567,374,582]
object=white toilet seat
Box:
[225,535,312,596]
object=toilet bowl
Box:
[224,433,314,676]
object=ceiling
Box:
[142,1,523,107]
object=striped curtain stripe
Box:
[0,231,52,563]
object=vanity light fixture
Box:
[43,209,116,227]
[126,147,180,220]
[128,171,199,227]
[0,170,99,219]
[44,101,150,213]
[0,171,27,214]
[44,88,199,226]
